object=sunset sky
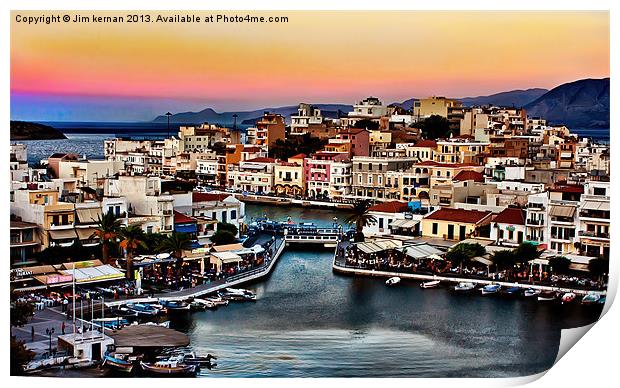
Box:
[11,11,609,121]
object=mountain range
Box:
[153,78,609,129]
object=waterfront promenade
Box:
[332,241,606,296]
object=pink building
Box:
[337,128,370,157]
[304,152,348,198]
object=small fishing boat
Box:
[581,293,601,305]
[523,288,541,298]
[538,291,560,302]
[420,280,440,289]
[205,295,229,306]
[501,286,521,297]
[221,288,257,301]
[452,282,476,293]
[192,298,217,310]
[92,317,129,330]
[125,303,161,316]
[481,284,501,295]
[598,296,606,305]
[181,352,218,368]
[386,277,401,286]
[102,354,134,373]
[140,358,197,376]
[561,292,577,304]
[158,299,191,311]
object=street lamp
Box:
[165,112,172,138]
[45,327,55,356]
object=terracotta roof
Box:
[242,146,263,153]
[174,210,196,224]
[245,157,276,163]
[289,153,307,159]
[413,140,437,148]
[453,170,484,182]
[425,208,491,224]
[192,192,231,202]
[492,208,526,225]
[549,185,584,194]
[368,201,409,213]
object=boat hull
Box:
[140,362,197,376]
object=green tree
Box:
[211,230,236,246]
[416,115,452,140]
[10,300,34,327]
[514,242,541,265]
[11,336,34,376]
[93,209,122,264]
[157,232,193,259]
[588,257,609,282]
[353,119,379,131]
[345,200,377,242]
[269,134,326,160]
[446,243,486,271]
[217,222,238,236]
[548,256,571,275]
[118,225,147,279]
[491,249,517,272]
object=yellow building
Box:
[413,96,461,118]
[421,208,492,241]
[273,155,305,196]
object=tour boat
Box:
[222,288,257,301]
[386,277,401,286]
[420,280,441,289]
[102,354,134,373]
[561,292,577,304]
[452,282,476,293]
[125,303,161,316]
[158,299,191,311]
[581,293,601,305]
[523,288,541,298]
[481,284,501,295]
[140,357,197,376]
[538,291,560,302]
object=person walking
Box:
[31,326,35,341]
[61,321,65,335]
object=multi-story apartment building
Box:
[274,156,305,197]
[413,96,461,119]
[525,192,548,245]
[351,149,417,201]
[341,97,387,128]
[246,113,286,149]
[290,103,324,136]
[435,138,489,164]
[10,220,41,267]
[305,152,349,199]
[178,124,230,152]
[578,180,610,259]
[227,157,276,194]
[547,184,583,255]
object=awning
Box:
[473,256,493,266]
[390,219,420,228]
[549,206,576,218]
[211,251,242,263]
[76,228,98,240]
[49,229,77,240]
[356,240,400,254]
[212,243,245,252]
[60,264,123,283]
[76,208,102,224]
[581,201,610,211]
[398,243,442,259]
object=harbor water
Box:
[166,204,602,378]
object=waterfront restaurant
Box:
[344,239,443,270]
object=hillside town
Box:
[10,96,610,374]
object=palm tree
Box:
[157,232,192,261]
[446,243,486,273]
[548,256,571,275]
[93,209,122,264]
[491,249,517,273]
[118,225,147,279]
[345,200,377,242]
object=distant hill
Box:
[10,121,67,140]
[152,104,353,125]
[524,78,609,128]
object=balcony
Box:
[49,223,75,230]
[579,231,610,240]
[162,210,173,216]
[526,219,544,226]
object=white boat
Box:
[386,277,401,286]
[523,288,541,298]
[223,288,257,301]
[581,292,601,305]
[193,298,217,309]
[205,295,229,306]
[453,282,476,292]
[481,284,501,295]
[420,280,440,289]
[561,292,576,304]
[537,291,560,302]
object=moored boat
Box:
[420,280,440,289]
[561,292,576,304]
[221,288,257,301]
[158,299,191,311]
[523,288,541,298]
[386,277,401,286]
[581,292,601,305]
[205,295,229,306]
[481,284,501,295]
[140,358,197,376]
[102,354,134,373]
[192,298,217,309]
[452,282,476,293]
[501,286,521,297]
[125,303,161,316]
[598,296,606,305]
[538,291,560,302]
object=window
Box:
[231,210,237,220]
[593,187,606,196]
[379,218,384,229]
[432,223,438,235]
